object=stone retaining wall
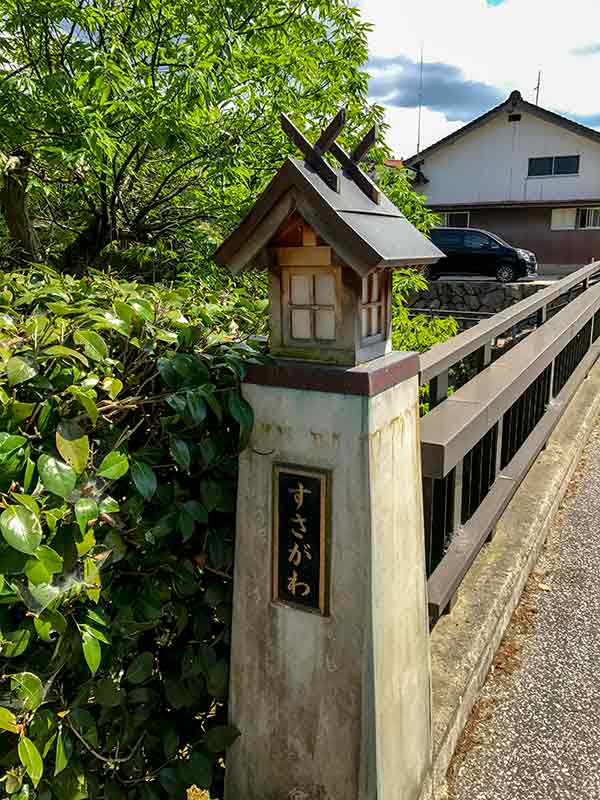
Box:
[408,280,546,316]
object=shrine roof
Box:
[214,156,443,277]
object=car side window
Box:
[433,231,462,249]
[464,232,489,250]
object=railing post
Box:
[474,341,493,373]
[440,459,464,616]
[422,476,434,576]
[486,417,505,543]
[536,304,548,327]
[429,369,449,409]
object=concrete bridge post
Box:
[225,356,432,800]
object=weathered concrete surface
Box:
[447,419,600,799]
[421,357,600,800]
[226,376,431,800]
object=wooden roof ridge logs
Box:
[280,108,380,204]
[214,108,443,278]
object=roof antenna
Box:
[534,70,541,105]
[417,43,424,156]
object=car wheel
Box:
[496,263,516,283]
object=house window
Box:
[528,155,580,177]
[550,207,600,230]
[438,211,470,227]
[577,208,600,229]
[551,209,577,230]
[285,267,339,342]
[361,271,386,340]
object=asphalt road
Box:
[448,422,600,800]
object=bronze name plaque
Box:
[273,465,329,614]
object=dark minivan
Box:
[429,227,537,283]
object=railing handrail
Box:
[420,260,600,384]
[427,337,600,615]
[421,279,600,479]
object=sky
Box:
[362,0,600,159]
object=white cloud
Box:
[361,0,600,157]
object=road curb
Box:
[421,357,600,799]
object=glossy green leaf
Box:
[97,451,129,480]
[24,557,52,585]
[5,774,22,795]
[130,298,155,322]
[18,736,44,788]
[12,493,40,514]
[83,558,101,603]
[67,387,99,426]
[166,393,187,415]
[125,651,154,684]
[98,310,130,336]
[186,390,207,425]
[43,345,88,366]
[2,629,30,657]
[10,401,36,423]
[54,728,73,776]
[38,454,77,497]
[56,420,89,474]
[6,356,38,386]
[10,673,43,710]
[101,377,123,399]
[73,330,108,362]
[159,767,182,795]
[227,391,254,447]
[82,630,101,675]
[75,498,98,535]
[169,436,190,472]
[0,705,18,733]
[79,624,110,644]
[34,610,67,643]
[85,607,109,627]
[0,435,27,455]
[0,506,42,554]
[199,479,224,512]
[35,545,63,574]
[178,751,212,788]
[163,728,179,760]
[99,496,120,513]
[131,461,157,500]
[95,678,124,707]
[28,707,57,755]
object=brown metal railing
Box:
[421,261,600,623]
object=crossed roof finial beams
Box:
[280,108,381,205]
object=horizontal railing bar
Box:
[421,280,600,478]
[420,261,600,384]
[427,338,600,616]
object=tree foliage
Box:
[0,0,380,269]
[0,4,459,798]
[0,266,266,799]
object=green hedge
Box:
[0,267,267,800]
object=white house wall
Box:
[421,112,600,206]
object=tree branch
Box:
[65,716,146,765]
[132,167,204,225]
